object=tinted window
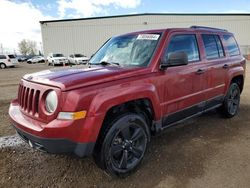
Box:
[0,55,6,59]
[223,35,240,56]
[202,34,225,59]
[74,54,84,57]
[166,35,199,62]
[8,55,16,59]
[53,54,64,57]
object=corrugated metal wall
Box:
[40,14,250,57]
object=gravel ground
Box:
[0,62,249,188]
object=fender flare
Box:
[88,83,161,120]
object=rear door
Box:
[159,32,208,126]
[8,54,18,65]
[0,55,6,64]
[200,34,227,108]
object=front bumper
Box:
[54,61,67,65]
[8,101,102,157]
[15,126,95,157]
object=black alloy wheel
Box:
[222,83,241,118]
[109,122,147,172]
[94,113,150,177]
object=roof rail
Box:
[190,26,228,32]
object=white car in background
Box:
[47,53,68,66]
[0,54,19,69]
[27,56,45,64]
[68,54,89,65]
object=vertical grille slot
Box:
[21,86,26,107]
[28,89,34,113]
[24,88,29,110]
[34,90,40,114]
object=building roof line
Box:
[40,13,250,24]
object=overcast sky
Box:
[0,0,250,54]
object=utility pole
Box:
[0,43,3,54]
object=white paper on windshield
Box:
[137,34,160,40]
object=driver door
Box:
[159,33,208,127]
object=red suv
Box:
[9,26,246,177]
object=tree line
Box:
[18,39,41,56]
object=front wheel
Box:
[221,83,241,118]
[94,113,150,177]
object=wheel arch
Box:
[88,85,161,120]
[230,74,244,93]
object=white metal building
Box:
[40,13,250,57]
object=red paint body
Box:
[9,28,246,148]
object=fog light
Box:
[57,111,87,120]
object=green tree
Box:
[18,39,38,55]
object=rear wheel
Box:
[94,113,150,177]
[221,83,241,118]
[0,63,6,69]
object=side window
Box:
[223,35,240,56]
[202,34,224,59]
[166,34,200,63]
[0,55,6,59]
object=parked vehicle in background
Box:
[16,55,35,62]
[68,54,89,65]
[47,53,68,66]
[9,26,246,177]
[0,54,19,69]
[27,56,45,64]
[16,55,26,62]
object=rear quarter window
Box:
[0,55,6,59]
[223,35,240,56]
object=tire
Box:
[0,63,6,69]
[94,113,150,177]
[221,83,241,118]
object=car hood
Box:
[23,65,149,91]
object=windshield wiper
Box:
[90,61,120,67]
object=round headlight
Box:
[45,91,58,113]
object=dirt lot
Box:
[0,62,250,188]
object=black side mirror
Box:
[160,52,188,70]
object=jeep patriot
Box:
[9,26,246,177]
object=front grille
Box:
[18,84,40,115]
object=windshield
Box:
[53,54,64,57]
[89,33,161,67]
[74,54,84,57]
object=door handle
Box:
[196,69,206,75]
[223,64,229,69]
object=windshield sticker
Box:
[137,34,160,40]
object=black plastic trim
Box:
[14,126,95,157]
[162,95,224,128]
